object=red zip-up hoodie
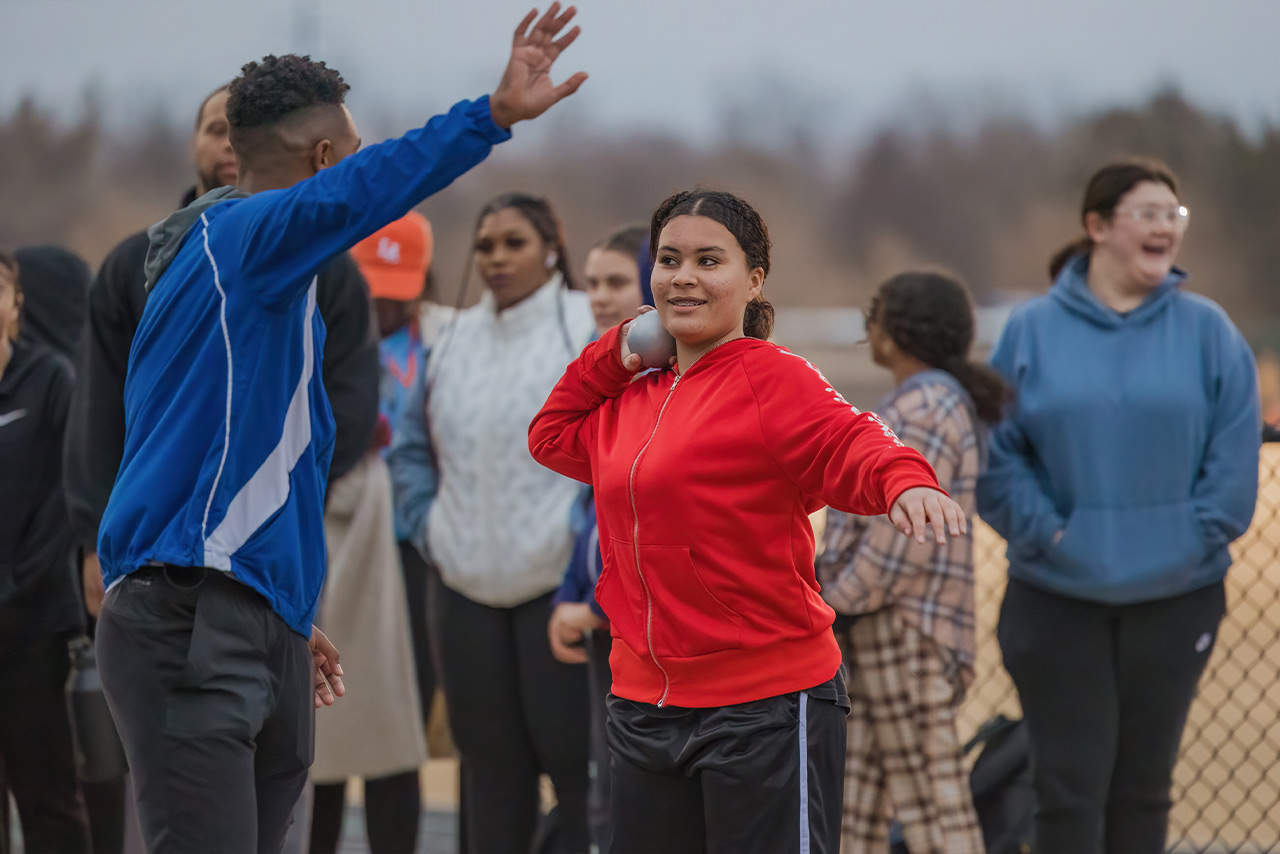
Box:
[529,324,941,708]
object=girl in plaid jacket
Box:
[818,270,1008,854]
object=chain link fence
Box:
[959,442,1280,854]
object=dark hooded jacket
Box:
[13,245,92,360]
[1,336,84,648]
[63,188,380,552]
[2,246,92,647]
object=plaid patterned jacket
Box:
[817,369,983,691]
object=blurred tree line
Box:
[2,87,1278,346]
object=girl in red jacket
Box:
[529,189,966,854]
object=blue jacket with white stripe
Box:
[97,96,510,635]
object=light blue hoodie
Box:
[976,253,1260,604]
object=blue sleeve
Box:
[976,313,1066,551]
[586,540,605,619]
[388,348,439,561]
[556,495,607,618]
[554,539,590,607]
[231,97,510,309]
[555,491,596,607]
[1192,321,1261,550]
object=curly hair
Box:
[868,271,1009,424]
[649,189,774,340]
[227,54,349,135]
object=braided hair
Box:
[649,189,774,340]
[868,271,1009,424]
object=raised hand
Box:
[489,3,588,129]
[889,486,968,545]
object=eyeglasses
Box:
[1115,204,1190,230]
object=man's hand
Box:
[548,601,605,664]
[489,3,588,129]
[889,486,968,545]
[310,626,345,708]
[83,552,105,617]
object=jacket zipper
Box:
[625,339,739,707]
[628,373,681,706]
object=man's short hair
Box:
[226,54,349,142]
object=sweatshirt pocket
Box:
[1051,501,1208,592]
[600,540,746,658]
[639,544,744,658]
[597,538,647,649]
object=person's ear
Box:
[310,138,334,173]
[1084,210,1111,244]
[747,267,765,302]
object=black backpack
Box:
[965,714,1036,854]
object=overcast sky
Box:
[4,0,1279,148]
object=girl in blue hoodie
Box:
[547,223,653,854]
[977,160,1261,854]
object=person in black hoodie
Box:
[12,246,92,362]
[63,83,380,617]
[0,250,92,854]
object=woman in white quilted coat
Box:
[389,192,596,854]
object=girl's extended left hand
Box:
[889,486,968,545]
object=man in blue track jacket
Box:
[93,7,587,852]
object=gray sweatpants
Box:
[97,566,314,854]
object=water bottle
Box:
[65,636,128,783]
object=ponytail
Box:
[744,296,774,340]
[1048,237,1092,282]
[939,355,1010,425]
[552,247,577,291]
[872,270,1010,423]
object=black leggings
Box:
[428,569,590,854]
[0,634,91,854]
[308,770,421,854]
[398,540,436,726]
[998,578,1225,854]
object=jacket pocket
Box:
[1051,501,1208,592]
[638,544,744,658]
[597,538,647,649]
